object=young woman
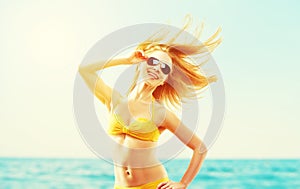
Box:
[79,22,221,189]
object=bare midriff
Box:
[112,134,168,187]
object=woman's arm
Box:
[79,57,131,72]
[78,58,130,110]
[158,110,207,189]
[180,139,207,187]
[79,50,146,72]
[78,51,145,111]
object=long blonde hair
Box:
[127,16,222,110]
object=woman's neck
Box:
[128,82,155,104]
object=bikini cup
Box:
[108,98,160,142]
[112,113,159,133]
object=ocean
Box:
[0,158,299,189]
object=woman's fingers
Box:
[128,50,147,64]
[157,181,168,189]
[157,181,172,189]
[157,182,169,189]
[157,181,186,189]
[134,50,147,60]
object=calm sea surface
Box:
[0,158,299,189]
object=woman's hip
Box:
[114,177,169,189]
[114,164,168,187]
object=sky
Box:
[0,0,299,159]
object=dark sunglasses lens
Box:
[161,64,171,74]
[147,57,171,75]
[147,57,158,66]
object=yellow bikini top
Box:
[108,98,160,142]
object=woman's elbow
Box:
[195,142,208,155]
[78,65,92,77]
[78,65,86,74]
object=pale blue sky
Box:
[0,0,299,159]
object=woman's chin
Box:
[145,78,162,87]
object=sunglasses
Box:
[146,57,171,75]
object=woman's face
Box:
[141,50,173,87]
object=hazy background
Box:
[1,0,299,159]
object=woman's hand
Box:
[157,181,187,189]
[128,50,148,64]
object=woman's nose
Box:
[153,64,160,71]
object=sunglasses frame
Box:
[146,57,172,75]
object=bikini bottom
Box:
[114,177,169,189]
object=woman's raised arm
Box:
[78,57,132,111]
[78,51,146,111]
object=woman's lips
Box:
[147,71,158,79]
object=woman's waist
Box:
[113,145,159,168]
[114,164,168,187]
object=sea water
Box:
[0,158,299,189]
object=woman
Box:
[79,22,221,189]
